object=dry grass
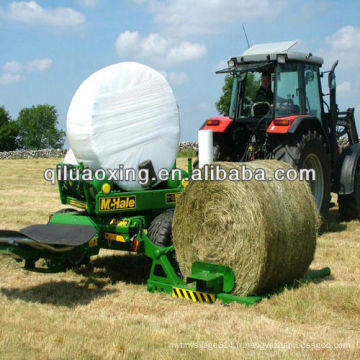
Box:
[173,160,319,296]
[0,158,359,360]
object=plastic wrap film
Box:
[67,62,180,191]
[198,130,213,168]
[63,149,78,165]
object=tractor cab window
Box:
[239,72,275,118]
[240,72,261,117]
[304,64,322,119]
[275,63,304,117]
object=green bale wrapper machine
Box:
[0,159,330,306]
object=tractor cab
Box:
[200,40,359,219]
[204,41,329,166]
[218,41,324,124]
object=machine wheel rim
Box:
[303,153,324,210]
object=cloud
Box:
[162,71,189,85]
[167,42,206,64]
[0,1,85,29]
[148,0,284,36]
[2,58,53,73]
[318,26,360,69]
[76,0,99,8]
[356,105,360,121]
[337,81,352,96]
[299,1,331,20]
[198,102,212,110]
[0,73,22,85]
[317,25,360,108]
[2,61,23,73]
[115,31,206,67]
[26,58,53,72]
[214,60,228,71]
[0,58,53,86]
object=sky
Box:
[1,0,360,146]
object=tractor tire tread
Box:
[272,130,331,220]
[147,212,173,247]
[338,161,360,220]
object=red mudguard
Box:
[202,117,233,133]
[266,115,309,134]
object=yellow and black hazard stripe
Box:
[172,287,216,304]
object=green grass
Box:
[176,149,197,158]
[0,158,359,360]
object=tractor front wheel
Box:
[338,159,360,220]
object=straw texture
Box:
[172,160,320,296]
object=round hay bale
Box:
[172,160,320,296]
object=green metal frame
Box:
[57,162,185,215]
[0,159,331,306]
[0,210,331,305]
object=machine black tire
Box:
[273,130,331,220]
[52,208,78,214]
[48,208,90,269]
[46,254,90,271]
[147,211,174,247]
[147,211,182,276]
[338,160,360,220]
[66,253,91,267]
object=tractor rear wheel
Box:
[273,131,331,220]
[338,159,360,220]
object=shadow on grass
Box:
[0,280,115,307]
[0,254,151,307]
[264,268,334,300]
[323,208,347,233]
[75,253,152,286]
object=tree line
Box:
[0,105,65,152]
[0,73,259,153]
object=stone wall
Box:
[0,143,199,160]
[0,149,67,160]
[178,141,198,152]
[1,138,358,160]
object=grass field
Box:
[0,158,359,360]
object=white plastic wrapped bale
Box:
[63,149,78,165]
[67,62,180,191]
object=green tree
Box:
[0,106,19,151]
[216,75,234,116]
[17,105,65,149]
[216,73,260,116]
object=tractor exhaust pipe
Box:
[329,60,339,168]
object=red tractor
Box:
[199,41,360,220]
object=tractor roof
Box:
[229,40,324,67]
